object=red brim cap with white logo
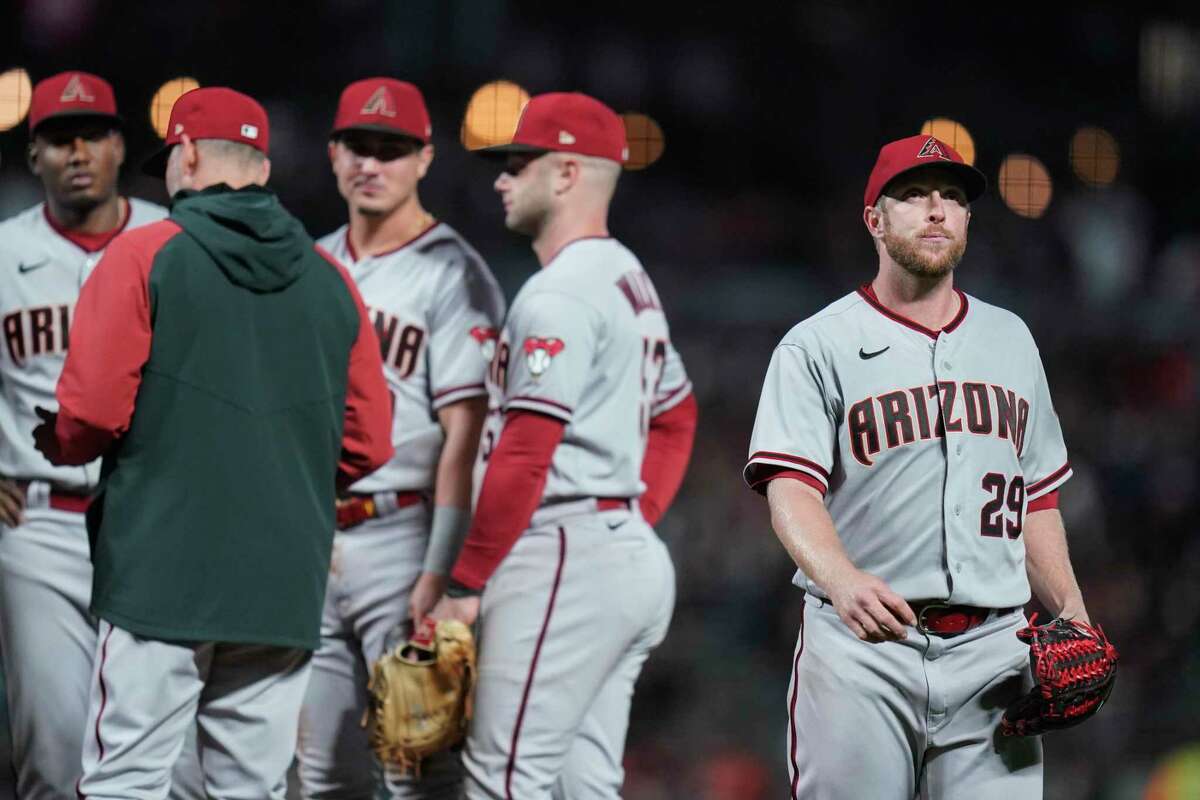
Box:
[330,77,431,143]
[477,92,628,164]
[28,71,122,134]
[142,87,270,177]
[864,134,987,208]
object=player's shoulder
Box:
[960,291,1037,346]
[316,224,349,258]
[777,290,867,349]
[126,197,169,228]
[531,236,640,295]
[416,222,496,278]
[0,201,47,240]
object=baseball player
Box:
[0,71,203,799]
[31,86,394,798]
[431,92,698,799]
[295,77,505,798]
[744,134,1093,799]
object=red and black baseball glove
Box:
[1000,614,1118,737]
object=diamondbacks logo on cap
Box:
[361,87,397,118]
[916,137,951,161]
[523,336,565,379]
[60,74,95,104]
[558,130,576,145]
[470,326,499,362]
[241,124,259,140]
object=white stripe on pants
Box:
[78,620,311,800]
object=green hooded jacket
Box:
[88,184,364,649]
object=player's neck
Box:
[531,211,608,267]
[45,194,126,235]
[870,266,960,331]
[348,196,433,258]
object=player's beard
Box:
[882,226,967,278]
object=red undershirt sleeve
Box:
[450,410,565,590]
[639,392,698,526]
[318,246,395,488]
[54,222,181,465]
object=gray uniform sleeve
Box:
[1020,348,1072,501]
[651,340,692,417]
[427,253,506,410]
[502,292,599,423]
[744,342,837,495]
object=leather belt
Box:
[336,490,424,530]
[15,480,91,514]
[913,601,1019,637]
[596,497,633,512]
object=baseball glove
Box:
[1000,614,1118,737]
[364,617,476,774]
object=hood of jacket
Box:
[170,184,312,293]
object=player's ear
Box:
[328,140,339,173]
[258,157,272,187]
[863,202,885,240]
[27,142,40,176]
[111,130,126,168]
[416,143,433,179]
[553,156,579,195]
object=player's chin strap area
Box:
[15,479,92,513]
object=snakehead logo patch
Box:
[60,74,95,104]
[361,87,397,118]
[523,337,564,379]
[470,326,499,362]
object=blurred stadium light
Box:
[621,112,664,171]
[0,68,32,132]
[1070,126,1120,187]
[149,77,200,139]
[998,154,1053,218]
[1142,741,1200,799]
[919,117,975,165]
[460,80,529,150]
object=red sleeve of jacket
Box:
[317,246,394,488]
[639,392,698,526]
[451,410,565,590]
[54,221,183,465]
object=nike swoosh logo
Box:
[606,520,626,530]
[859,346,890,360]
[18,260,50,274]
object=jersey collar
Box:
[344,218,439,263]
[42,198,131,253]
[857,282,968,340]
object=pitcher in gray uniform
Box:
[0,71,202,800]
[744,134,1096,799]
[432,92,697,800]
[296,78,505,799]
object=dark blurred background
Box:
[3,2,1200,798]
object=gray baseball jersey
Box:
[478,236,691,503]
[319,222,506,494]
[744,286,1072,608]
[0,198,205,798]
[300,222,504,798]
[0,199,165,488]
[463,236,684,798]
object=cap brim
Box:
[140,145,172,178]
[881,161,988,204]
[472,142,551,160]
[31,111,124,135]
[329,124,428,143]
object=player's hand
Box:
[429,594,480,627]
[31,406,65,466]
[826,567,916,643]
[408,571,449,624]
[0,478,25,528]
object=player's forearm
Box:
[639,393,698,525]
[766,478,859,596]
[433,397,488,509]
[1024,508,1088,623]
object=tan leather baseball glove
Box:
[364,617,476,774]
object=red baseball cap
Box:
[142,87,270,177]
[331,78,431,142]
[28,71,121,134]
[478,92,628,164]
[864,134,986,208]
